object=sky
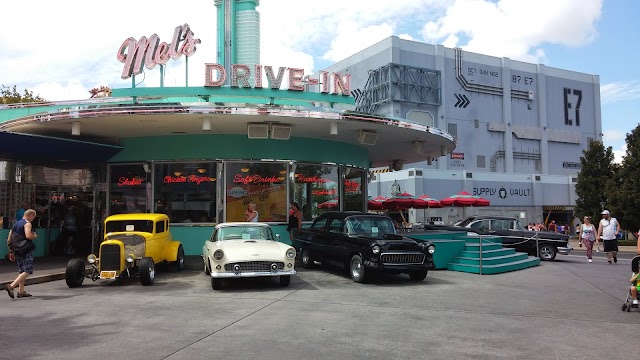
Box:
[0,0,637,162]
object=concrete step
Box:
[463,242,503,251]
[451,252,530,266]
[447,256,540,274]
[459,248,517,258]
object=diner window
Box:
[154,162,218,223]
[343,168,365,212]
[225,162,287,222]
[291,164,339,220]
[109,164,149,215]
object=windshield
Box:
[456,218,473,227]
[345,216,397,236]
[216,226,274,241]
[106,220,154,234]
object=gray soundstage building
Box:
[324,36,601,227]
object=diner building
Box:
[0,1,455,257]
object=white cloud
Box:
[601,81,640,104]
[612,144,626,164]
[0,0,607,102]
[398,34,416,41]
[421,0,602,62]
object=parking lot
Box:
[1,252,638,360]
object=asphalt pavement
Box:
[0,251,639,360]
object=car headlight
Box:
[286,248,296,259]
[372,245,381,254]
[427,244,435,254]
[126,254,135,263]
[213,249,224,261]
[87,254,97,264]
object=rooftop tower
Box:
[214,0,260,85]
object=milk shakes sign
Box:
[117,24,351,95]
[117,24,201,80]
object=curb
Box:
[1,272,66,287]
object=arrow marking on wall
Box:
[454,93,470,108]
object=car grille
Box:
[100,244,121,272]
[224,261,285,272]
[381,252,425,265]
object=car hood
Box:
[214,240,292,262]
[355,234,422,251]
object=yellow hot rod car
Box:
[65,213,185,287]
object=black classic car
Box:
[291,212,436,283]
[423,215,571,261]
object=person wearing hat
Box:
[596,210,621,264]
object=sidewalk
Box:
[0,256,205,287]
[568,238,639,254]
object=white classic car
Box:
[202,222,297,290]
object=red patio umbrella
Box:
[382,192,430,210]
[417,194,443,208]
[367,195,388,210]
[440,191,490,207]
[318,199,338,209]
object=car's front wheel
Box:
[204,258,211,275]
[538,244,557,261]
[350,254,367,283]
[279,275,291,287]
[211,278,223,290]
[171,245,185,272]
[139,257,155,286]
[409,270,428,281]
[301,248,314,268]
[65,258,85,288]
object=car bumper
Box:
[363,260,435,271]
[558,246,573,255]
[210,269,297,278]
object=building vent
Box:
[571,177,577,183]
[358,130,378,145]
[474,119,479,128]
[270,124,291,140]
[535,175,541,181]
[409,170,415,176]
[465,172,473,179]
[247,123,269,139]
[415,170,423,176]
[477,155,485,168]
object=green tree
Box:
[608,124,640,231]
[574,140,616,221]
[0,85,46,104]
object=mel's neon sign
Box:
[117,24,201,80]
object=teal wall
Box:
[169,224,293,256]
[0,228,52,258]
[109,135,369,167]
[408,232,468,270]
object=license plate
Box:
[100,271,117,279]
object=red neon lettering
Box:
[233,174,281,184]
[288,67,305,91]
[295,174,331,183]
[313,189,337,196]
[117,177,144,186]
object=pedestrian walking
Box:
[596,210,620,264]
[4,209,38,299]
[286,202,303,240]
[579,216,596,262]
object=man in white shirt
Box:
[597,210,620,264]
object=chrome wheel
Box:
[350,255,365,283]
[539,244,557,261]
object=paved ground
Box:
[0,250,638,360]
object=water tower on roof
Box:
[214,0,260,85]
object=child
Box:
[630,271,640,305]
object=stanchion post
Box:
[479,235,483,275]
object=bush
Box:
[618,240,638,247]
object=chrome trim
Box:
[210,270,296,278]
[380,252,425,265]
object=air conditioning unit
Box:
[358,129,378,145]
[271,124,291,140]
[247,123,269,139]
